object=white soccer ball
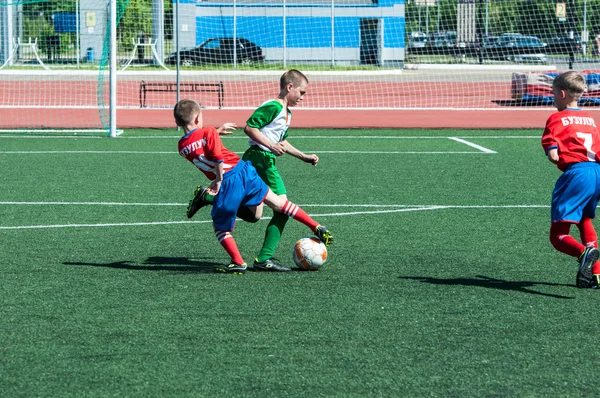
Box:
[293,237,328,270]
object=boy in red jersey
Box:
[542,71,600,288]
[175,98,333,274]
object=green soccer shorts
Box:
[242,146,287,196]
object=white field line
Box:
[0,207,435,230]
[448,137,497,153]
[0,135,541,140]
[0,204,550,230]
[0,201,185,206]
[0,150,495,155]
[0,106,555,111]
[0,202,550,208]
[0,151,175,154]
[0,135,503,155]
[0,220,213,230]
[456,136,539,139]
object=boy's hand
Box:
[304,154,319,166]
[270,142,286,156]
[207,180,222,196]
[547,148,559,164]
[217,123,237,135]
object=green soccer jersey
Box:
[245,100,290,152]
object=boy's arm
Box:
[243,125,285,156]
[542,134,559,164]
[547,148,559,164]
[541,120,559,164]
[207,162,224,195]
[204,126,225,195]
[281,140,319,166]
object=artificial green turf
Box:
[1,128,599,397]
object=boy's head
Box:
[552,71,586,111]
[279,69,308,107]
[174,99,203,130]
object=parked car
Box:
[407,31,428,52]
[425,32,454,54]
[429,33,454,49]
[497,34,546,52]
[165,37,264,66]
[481,35,499,49]
[544,36,581,54]
[483,34,547,62]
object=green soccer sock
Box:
[257,212,289,262]
[205,194,214,204]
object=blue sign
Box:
[54,13,77,33]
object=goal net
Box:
[0,0,132,134]
[1,0,598,133]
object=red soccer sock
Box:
[579,218,600,274]
[577,217,598,248]
[592,261,600,275]
[215,230,244,265]
[550,222,585,259]
[281,200,319,231]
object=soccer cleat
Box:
[186,185,209,219]
[576,247,600,288]
[215,262,247,275]
[314,225,333,246]
[253,258,292,272]
[592,274,600,289]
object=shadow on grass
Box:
[400,275,574,299]
[64,256,220,274]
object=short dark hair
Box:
[553,71,586,100]
[174,99,201,126]
[280,69,308,91]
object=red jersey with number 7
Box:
[541,108,600,172]
[178,126,240,180]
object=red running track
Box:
[4,107,597,129]
[2,79,600,129]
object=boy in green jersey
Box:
[242,69,333,271]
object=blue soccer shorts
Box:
[551,162,600,223]
[211,160,269,231]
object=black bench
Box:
[139,80,224,108]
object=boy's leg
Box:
[243,158,293,270]
[210,170,251,274]
[577,217,600,284]
[264,190,333,246]
[189,185,256,222]
[187,185,214,219]
[551,221,600,288]
[550,221,584,257]
[236,206,261,223]
[549,169,600,286]
[256,211,289,262]
[214,229,247,274]
[578,217,598,250]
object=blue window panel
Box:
[383,17,405,47]
[196,15,404,48]
[334,18,360,47]
[286,17,328,47]
[196,17,283,46]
